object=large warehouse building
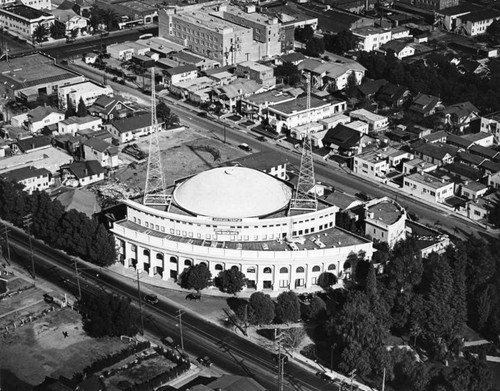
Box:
[111,166,373,292]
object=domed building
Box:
[111,166,373,291]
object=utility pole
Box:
[275,330,285,391]
[176,309,185,352]
[23,214,35,283]
[73,258,82,301]
[0,225,11,265]
[136,268,145,335]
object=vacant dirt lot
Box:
[0,308,126,386]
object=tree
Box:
[80,293,139,337]
[248,292,275,325]
[88,224,117,266]
[305,37,325,57]
[488,197,500,228]
[317,272,337,289]
[276,291,300,323]
[294,25,314,43]
[178,264,212,292]
[156,101,171,124]
[274,63,301,86]
[32,23,48,44]
[282,327,306,353]
[324,30,357,54]
[77,97,87,117]
[89,6,104,31]
[65,96,76,118]
[102,8,119,31]
[365,261,377,297]
[307,295,326,320]
[50,22,66,39]
[217,267,246,295]
[345,72,358,98]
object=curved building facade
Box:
[111,167,373,291]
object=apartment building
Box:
[403,173,454,203]
[159,7,254,66]
[352,26,392,52]
[364,198,406,248]
[58,116,103,136]
[353,151,389,180]
[163,64,198,88]
[0,166,52,194]
[349,109,388,131]
[235,61,276,89]
[0,5,54,41]
[58,81,113,111]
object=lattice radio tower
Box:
[289,74,317,214]
[143,67,169,206]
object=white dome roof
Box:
[173,167,292,218]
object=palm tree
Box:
[32,23,48,44]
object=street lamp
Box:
[23,214,35,283]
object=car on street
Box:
[197,111,208,118]
[315,371,335,384]
[355,192,372,201]
[238,143,252,152]
[144,294,159,305]
[257,136,266,142]
[197,355,213,367]
[161,336,179,349]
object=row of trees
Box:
[0,179,116,266]
[320,237,499,390]
[357,50,500,113]
[294,26,357,57]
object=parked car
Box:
[161,336,179,349]
[197,355,213,367]
[197,111,208,118]
[315,371,335,384]
[144,294,158,305]
[238,143,252,152]
[355,192,372,201]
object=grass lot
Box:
[0,308,127,387]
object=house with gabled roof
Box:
[489,171,500,189]
[423,130,447,144]
[412,142,458,166]
[82,138,119,168]
[481,160,500,176]
[322,124,363,156]
[58,116,102,136]
[212,79,264,112]
[376,82,410,108]
[442,162,484,181]
[61,160,105,187]
[469,144,500,160]
[0,166,52,194]
[380,40,415,59]
[442,101,479,132]
[458,9,500,36]
[88,95,135,122]
[108,113,155,144]
[276,52,306,66]
[357,79,388,99]
[11,106,65,134]
[456,151,487,167]
[13,135,51,154]
[409,93,443,117]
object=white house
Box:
[488,172,500,190]
[106,42,149,61]
[162,64,198,87]
[344,120,369,134]
[11,106,65,134]
[0,5,54,41]
[62,160,105,187]
[319,114,350,130]
[352,26,392,51]
[58,116,103,136]
[459,181,488,200]
[353,151,389,181]
[479,112,500,139]
[349,109,388,131]
[0,166,52,194]
[403,173,454,203]
[364,198,406,248]
[58,81,113,111]
[108,113,153,144]
[82,138,119,169]
[380,40,415,59]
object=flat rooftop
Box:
[357,151,388,164]
[0,146,73,174]
[3,4,52,19]
[216,4,278,24]
[245,89,298,105]
[406,172,451,189]
[116,219,369,252]
[270,95,332,115]
[174,8,250,33]
[367,200,402,225]
[0,53,80,91]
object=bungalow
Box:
[162,64,198,88]
[83,53,98,64]
[446,133,474,150]
[0,166,52,194]
[58,116,103,136]
[88,95,135,122]
[489,171,500,189]
[442,101,479,132]
[469,144,500,160]
[322,124,362,156]
[108,113,154,144]
[82,138,119,169]
[58,81,113,111]
[403,158,437,175]
[409,93,443,117]
[12,135,51,154]
[456,151,487,167]
[461,132,494,147]
[459,180,488,200]
[423,130,447,144]
[380,40,415,59]
[11,106,65,134]
[349,109,388,131]
[479,111,500,139]
[443,162,484,181]
[61,160,105,187]
[481,161,500,176]
[467,192,499,222]
[403,172,454,203]
[212,79,263,113]
[412,142,458,166]
[376,83,410,108]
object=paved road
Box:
[70,59,489,241]
[6,225,338,391]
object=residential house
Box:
[459,10,500,36]
[352,26,392,51]
[82,138,119,169]
[406,220,451,257]
[364,198,406,248]
[380,40,415,59]
[168,76,216,103]
[106,42,149,61]
[202,66,237,86]
[406,125,433,139]
[235,61,276,90]
[423,130,447,144]
[412,142,458,166]
[61,160,105,187]
[51,8,88,37]
[403,158,438,175]
[353,151,389,180]
[225,150,289,180]
[381,147,413,168]
[469,144,500,161]
[357,79,388,100]
[276,52,306,67]
[459,180,488,200]
[322,125,363,156]
[11,106,65,134]
[461,132,494,147]
[442,101,479,132]
[12,135,51,154]
[58,116,102,136]
[212,79,263,113]
[349,109,388,131]
[0,5,54,41]
[0,166,52,194]
[55,188,101,218]
[403,172,454,203]
[108,113,154,144]
[58,81,113,111]
[162,65,198,88]
[344,120,369,134]
[442,162,484,182]
[376,83,410,108]
[479,111,500,139]
[0,145,73,175]
[457,59,490,76]
[265,95,346,134]
[456,151,487,167]
[318,114,350,130]
[88,95,135,122]
[240,88,302,120]
[83,53,98,64]
[434,3,483,32]
[481,160,500,176]
[299,58,366,92]
[167,50,220,71]
[468,192,499,221]
[446,133,474,150]
[409,93,443,117]
[489,171,500,189]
